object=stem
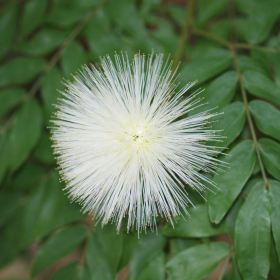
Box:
[193,28,280,54]
[27,0,106,98]
[172,0,195,70]
[231,46,268,185]
[193,28,230,48]
[193,26,270,185]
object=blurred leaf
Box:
[210,102,246,148]
[242,0,280,44]
[166,242,230,280]
[170,238,200,256]
[34,173,85,238]
[119,231,138,270]
[250,100,280,141]
[0,3,17,58]
[178,50,232,86]
[0,204,31,267]
[0,88,25,118]
[47,2,83,28]
[270,180,280,264]
[163,204,227,238]
[238,55,266,74]
[86,233,113,280]
[243,70,280,105]
[209,19,230,40]
[137,253,165,280]
[259,139,280,181]
[84,9,121,56]
[22,173,84,241]
[129,231,166,280]
[191,71,238,115]
[33,129,55,164]
[32,225,88,276]
[270,239,280,280]
[61,41,87,78]
[0,192,23,227]
[41,66,64,123]
[197,0,227,27]
[16,28,66,56]
[152,20,179,54]
[9,98,42,171]
[96,224,123,276]
[0,57,46,87]
[21,0,48,37]
[11,162,45,191]
[51,261,90,280]
[168,5,186,26]
[104,0,146,39]
[0,128,10,183]
[235,181,270,280]
[208,140,256,223]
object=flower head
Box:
[51,52,224,233]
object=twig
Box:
[172,0,195,70]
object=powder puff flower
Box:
[51,52,224,233]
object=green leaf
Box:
[31,225,88,276]
[210,102,246,149]
[104,0,146,39]
[0,88,25,118]
[226,178,263,240]
[169,238,200,256]
[22,173,84,241]
[33,129,55,164]
[0,57,45,87]
[270,239,280,280]
[137,253,165,280]
[163,204,227,238]
[61,41,87,78]
[0,4,18,58]
[119,231,138,270]
[178,50,232,86]
[243,0,280,44]
[47,4,83,28]
[9,98,42,171]
[166,242,230,280]
[16,28,66,56]
[238,55,266,74]
[0,192,23,227]
[191,71,238,115]
[243,70,280,105]
[129,231,166,280]
[208,140,256,223]
[34,173,85,238]
[51,261,90,280]
[86,233,113,280]
[0,204,30,268]
[197,0,227,27]
[0,128,10,183]
[259,139,280,181]
[235,181,271,280]
[250,100,280,141]
[269,180,280,264]
[21,0,48,37]
[96,224,123,276]
[41,66,64,123]
[84,10,121,56]
[11,162,45,191]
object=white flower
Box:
[51,52,224,234]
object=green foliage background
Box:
[1,0,280,279]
